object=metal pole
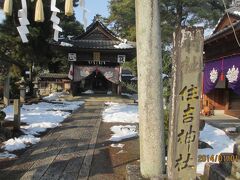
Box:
[135,0,165,178]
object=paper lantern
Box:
[35,0,45,22]
[65,0,73,16]
[3,0,13,16]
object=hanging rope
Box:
[3,0,13,16]
[222,0,240,48]
[35,0,44,22]
[65,0,73,16]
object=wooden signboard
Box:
[167,27,204,180]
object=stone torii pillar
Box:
[135,0,165,178]
[3,74,10,106]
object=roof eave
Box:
[205,21,240,44]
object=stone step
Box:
[219,153,240,179]
[204,163,236,180]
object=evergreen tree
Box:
[108,0,230,103]
[0,0,84,73]
[108,0,231,45]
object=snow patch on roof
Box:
[82,90,94,94]
[114,42,133,49]
[60,42,73,47]
[233,10,240,16]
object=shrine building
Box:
[52,18,136,95]
[203,11,240,118]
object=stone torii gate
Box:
[135,0,165,178]
[135,0,203,179]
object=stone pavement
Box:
[0,100,104,180]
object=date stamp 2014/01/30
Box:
[198,154,240,162]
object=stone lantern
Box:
[33,77,40,98]
[16,77,27,103]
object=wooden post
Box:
[167,27,204,179]
[117,84,122,95]
[13,99,21,130]
[117,66,122,95]
[135,0,165,178]
[3,74,10,106]
[225,89,229,111]
[20,88,26,103]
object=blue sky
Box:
[0,0,110,25]
[75,0,109,25]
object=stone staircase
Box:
[203,143,240,180]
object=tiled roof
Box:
[39,73,69,79]
[74,20,121,41]
[205,20,240,43]
[53,40,136,50]
[212,11,240,34]
[122,69,133,75]
[51,19,136,50]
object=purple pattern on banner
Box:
[204,55,240,95]
[203,60,221,94]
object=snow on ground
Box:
[102,103,138,123]
[82,90,94,94]
[0,94,84,158]
[197,124,235,174]
[3,135,40,152]
[109,125,138,142]
[121,93,133,98]
[107,91,112,95]
[103,102,236,175]
[121,93,138,102]
[43,92,69,101]
[0,151,17,159]
[116,150,127,154]
[110,143,125,148]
